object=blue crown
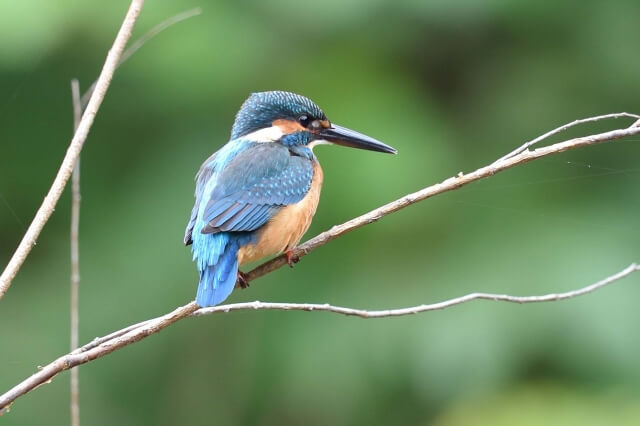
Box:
[231,91,326,139]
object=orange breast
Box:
[237,161,324,265]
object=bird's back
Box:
[186,140,320,306]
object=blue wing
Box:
[184,142,315,307]
[184,152,217,245]
[201,143,314,234]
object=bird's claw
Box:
[285,250,300,268]
[237,271,250,289]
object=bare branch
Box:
[241,115,640,286]
[0,303,199,413]
[80,7,202,108]
[203,263,640,317]
[1,263,637,411]
[69,79,82,426]
[0,0,145,301]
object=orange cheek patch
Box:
[273,119,305,133]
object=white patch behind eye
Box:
[241,125,284,143]
[307,139,332,150]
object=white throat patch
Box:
[241,126,284,143]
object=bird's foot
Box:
[237,271,250,289]
[285,249,300,268]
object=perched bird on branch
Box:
[185,91,396,307]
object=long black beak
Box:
[318,124,397,154]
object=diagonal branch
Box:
[0,302,199,414]
[1,114,639,412]
[0,5,201,302]
[240,116,640,285]
[0,0,145,301]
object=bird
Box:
[185,91,397,307]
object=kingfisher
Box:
[185,91,396,307]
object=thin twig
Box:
[80,7,202,108]
[201,264,640,317]
[74,318,153,354]
[494,112,640,163]
[69,79,82,426]
[0,0,145,301]
[1,263,637,411]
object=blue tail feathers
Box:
[195,236,239,307]
[196,253,238,307]
[192,228,256,307]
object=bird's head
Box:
[230,91,397,154]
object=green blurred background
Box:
[1,1,639,425]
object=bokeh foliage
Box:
[1,1,639,425]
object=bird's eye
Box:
[297,114,311,127]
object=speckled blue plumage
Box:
[187,140,255,306]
